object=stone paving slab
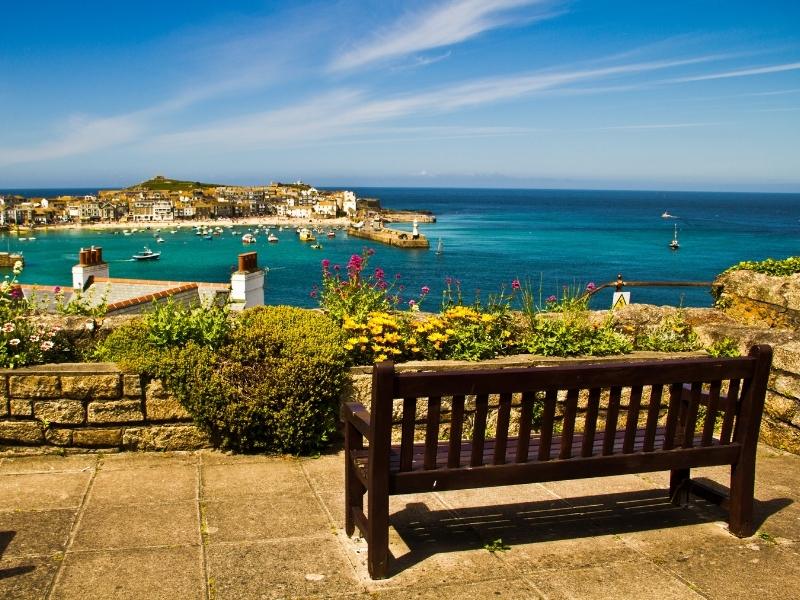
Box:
[0,446,797,599]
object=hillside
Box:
[128,175,222,192]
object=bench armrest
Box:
[342,402,372,440]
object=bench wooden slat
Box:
[515,391,535,463]
[720,379,740,444]
[559,388,579,459]
[470,394,489,467]
[603,386,622,455]
[448,395,465,468]
[582,388,601,457]
[424,396,441,470]
[493,393,513,465]
[702,381,722,446]
[623,385,644,454]
[399,397,416,472]
[643,384,663,452]
[682,382,703,448]
[662,383,683,450]
[392,358,756,398]
[538,389,558,461]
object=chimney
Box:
[230,251,266,307]
[72,246,109,290]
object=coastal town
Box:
[0,176,361,226]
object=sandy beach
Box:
[28,216,353,232]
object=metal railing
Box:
[582,274,713,301]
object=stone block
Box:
[61,374,121,400]
[72,427,122,448]
[8,375,60,398]
[145,396,191,421]
[45,426,73,446]
[774,342,800,375]
[34,399,85,425]
[771,372,800,401]
[87,400,143,423]
[123,374,143,397]
[765,391,798,421]
[0,420,44,444]
[122,424,211,451]
[10,399,32,416]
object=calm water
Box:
[2,187,799,308]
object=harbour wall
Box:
[347,226,429,249]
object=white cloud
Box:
[330,0,558,72]
[668,61,800,83]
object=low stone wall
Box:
[713,270,800,329]
[0,363,209,452]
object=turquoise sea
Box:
[2,187,799,309]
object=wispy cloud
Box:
[330,0,559,72]
[580,122,723,132]
[668,61,800,83]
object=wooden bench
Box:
[342,345,773,579]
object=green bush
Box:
[634,310,700,353]
[707,338,740,358]
[95,305,349,454]
[721,256,800,277]
[522,313,632,357]
[143,298,232,349]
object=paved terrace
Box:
[1,445,798,599]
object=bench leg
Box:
[729,462,755,537]
[344,459,365,537]
[669,468,691,505]
[367,486,390,579]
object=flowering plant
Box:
[318,249,403,323]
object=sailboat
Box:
[435,238,443,256]
[669,224,680,250]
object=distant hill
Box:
[127,175,222,192]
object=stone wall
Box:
[713,270,800,329]
[0,363,209,452]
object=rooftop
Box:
[0,444,798,598]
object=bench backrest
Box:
[369,345,773,473]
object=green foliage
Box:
[142,299,232,349]
[483,539,511,553]
[95,306,349,454]
[130,176,221,192]
[54,287,108,318]
[707,338,740,358]
[634,310,700,353]
[722,256,800,277]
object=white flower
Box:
[40,341,54,351]
[2,322,14,333]
[12,261,23,275]
[9,338,20,346]
[29,335,40,342]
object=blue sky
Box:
[1,0,799,191]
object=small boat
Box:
[326,230,336,238]
[203,234,213,240]
[267,234,279,243]
[435,238,443,256]
[132,246,160,261]
[350,221,364,229]
[669,224,680,250]
[123,230,132,236]
[662,211,676,219]
[242,233,257,244]
[155,237,165,244]
[310,243,323,250]
[299,228,316,242]
[170,230,177,234]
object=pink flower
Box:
[445,277,453,286]
[547,295,557,303]
[309,290,318,298]
[586,282,596,291]
[2,322,14,333]
[321,259,330,270]
[408,299,416,307]
[40,341,54,351]
[395,273,402,280]
[53,286,62,294]
[333,264,341,271]
[374,267,385,280]
[511,279,521,290]
[9,338,20,346]
[421,286,430,295]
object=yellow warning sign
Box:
[612,292,630,309]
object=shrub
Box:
[721,256,800,277]
[143,298,232,349]
[96,306,349,454]
[522,312,632,357]
[707,338,740,358]
[634,310,700,353]
[410,306,517,361]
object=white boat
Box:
[326,230,336,239]
[435,238,443,255]
[267,234,279,243]
[155,237,165,244]
[132,246,160,260]
[310,242,323,250]
[242,233,257,244]
[123,230,132,236]
[662,211,676,219]
[669,224,680,250]
[350,221,364,229]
